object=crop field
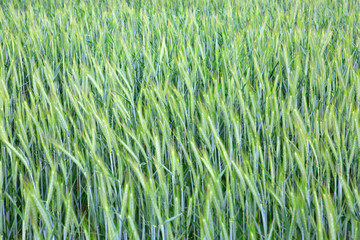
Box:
[1,0,360,239]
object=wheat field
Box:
[1,0,360,239]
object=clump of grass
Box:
[1,0,360,239]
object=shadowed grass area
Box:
[1,0,360,239]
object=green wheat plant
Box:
[1,0,360,239]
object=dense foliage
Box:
[1,0,360,239]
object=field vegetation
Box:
[1,0,360,239]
